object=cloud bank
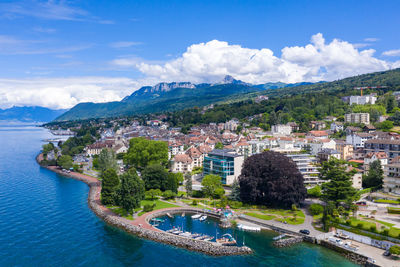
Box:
[1,33,400,109]
[135,33,399,84]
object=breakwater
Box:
[36,155,252,256]
[273,236,303,248]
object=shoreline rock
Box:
[36,154,252,256]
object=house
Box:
[345,126,362,136]
[287,122,300,132]
[363,152,388,172]
[310,121,326,130]
[330,122,344,132]
[346,132,374,148]
[347,166,363,189]
[271,124,292,136]
[363,124,376,133]
[344,113,370,125]
[85,140,114,156]
[317,148,341,162]
[307,130,329,139]
[335,140,354,160]
[187,147,203,168]
[255,95,269,103]
[203,149,244,185]
[171,154,193,173]
[113,143,128,154]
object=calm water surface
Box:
[0,126,358,267]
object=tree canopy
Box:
[141,164,169,191]
[363,160,384,191]
[124,137,168,169]
[239,151,307,208]
[98,148,118,173]
[319,159,356,204]
[201,174,224,198]
[57,155,73,169]
[115,169,145,214]
[100,169,119,205]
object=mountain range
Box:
[0,106,68,123]
[55,75,312,121]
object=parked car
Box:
[299,229,310,235]
[356,201,366,206]
[383,250,391,257]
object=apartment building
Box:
[364,139,400,159]
[286,154,321,187]
[384,159,400,195]
[344,113,370,125]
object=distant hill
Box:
[55,75,316,121]
[0,106,68,123]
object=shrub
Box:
[191,200,198,206]
[191,190,204,198]
[307,185,322,198]
[143,203,155,212]
[309,204,324,215]
[389,245,400,256]
[228,201,243,209]
[162,190,177,200]
[213,187,225,199]
[382,229,390,236]
[370,225,377,232]
[356,222,364,229]
[346,220,351,226]
[388,207,400,214]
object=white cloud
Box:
[0,77,141,109]
[382,49,400,57]
[110,41,142,48]
[364,38,379,42]
[135,33,394,84]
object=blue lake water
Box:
[0,125,358,266]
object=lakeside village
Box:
[41,91,400,265]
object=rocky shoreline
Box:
[36,154,252,256]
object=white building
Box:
[346,132,374,148]
[384,160,400,195]
[330,122,344,132]
[271,124,292,136]
[286,154,321,187]
[349,95,377,105]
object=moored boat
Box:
[216,234,237,246]
[191,214,201,219]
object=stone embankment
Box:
[273,236,303,248]
[37,154,252,256]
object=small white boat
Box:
[179,232,192,237]
[191,214,202,219]
[199,215,207,221]
[202,236,214,242]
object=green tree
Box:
[201,174,223,197]
[319,159,356,204]
[145,189,162,200]
[185,173,192,196]
[100,169,119,205]
[389,245,400,256]
[363,160,384,190]
[116,169,145,214]
[229,179,241,201]
[57,155,73,169]
[309,203,324,215]
[124,137,168,169]
[98,148,118,173]
[42,142,54,154]
[166,172,179,193]
[307,185,322,198]
[141,164,169,190]
[376,120,394,131]
[215,142,224,149]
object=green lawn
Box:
[374,199,400,204]
[137,199,179,216]
[275,217,305,225]
[246,212,276,221]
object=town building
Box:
[286,154,321,187]
[330,122,344,132]
[317,148,341,162]
[344,113,370,125]
[349,95,377,105]
[335,140,354,160]
[271,124,292,136]
[171,154,193,173]
[363,152,388,172]
[203,149,244,185]
[383,158,400,195]
[346,132,374,148]
[364,139,400,159]
[310,121,326,130]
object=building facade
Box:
[203,149,244,185]
[344,113,370,125]
[286,154,321,187]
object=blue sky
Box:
[0,0,399,109]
